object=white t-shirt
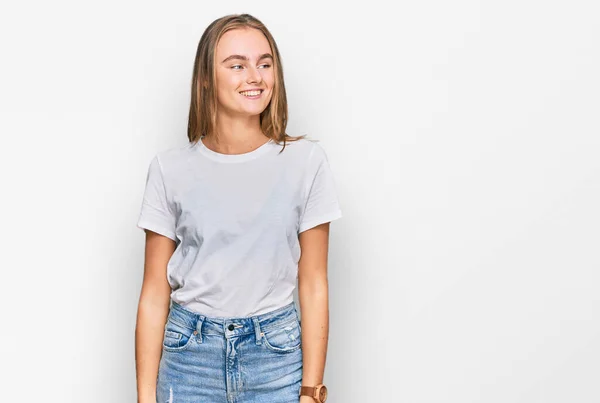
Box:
[136,137,343,318]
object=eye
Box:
[231,65,243,70]
[259,64,272,69]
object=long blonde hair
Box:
[187,13,307,152]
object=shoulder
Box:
[276,137,327,162]
[151,141,197,171]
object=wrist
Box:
[299,383,328,402]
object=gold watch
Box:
[299,384,328,402]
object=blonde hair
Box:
[187,13,307,152]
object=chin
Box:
[239,106,268,116]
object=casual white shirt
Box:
[136,137,343,318]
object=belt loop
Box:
[195,315,205,344]
[252,317,262,345]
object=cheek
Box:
[263,71,275,87]
[216,73,240,94]
[215,87,230,105]
[261,76,275,99]
[216,83,241,105]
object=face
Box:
[214,28,275,118]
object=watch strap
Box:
[300,384,327,402]
[300,386,317,399]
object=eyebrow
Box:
[221,53,273,63]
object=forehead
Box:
[216,28,272,60]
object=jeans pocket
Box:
[162,318,196,352]
[261,318,302,353]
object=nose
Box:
[246,66,262,84]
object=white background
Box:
[1,1,599,402]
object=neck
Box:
[206,111,267,154]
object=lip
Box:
[239,88,264,93]
[239,88,264,100]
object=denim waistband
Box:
[167,300,299,340]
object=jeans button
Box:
[228,324,235,331]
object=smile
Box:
[239,90,263,98]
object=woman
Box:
[135,13,342,403]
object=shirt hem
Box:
[137,220,177,241]
[298,209,343,233]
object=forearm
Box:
[298,277,329,387]
[135,295,170,403]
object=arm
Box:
[135,230,175,403]
[297,222,331,402]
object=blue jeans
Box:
[156,300,303,402]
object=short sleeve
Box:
[298,143,343,234]
[136,155,177,241]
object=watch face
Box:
[319,385,328,401]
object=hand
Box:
[300,396,316,403]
